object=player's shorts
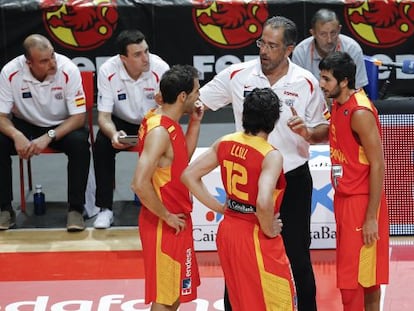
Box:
[334,193,389,289]
[139,206,200,305]
[217,215,297,311]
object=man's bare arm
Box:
[181,140,225,214]
[131,127,187,234]
[256,150,284,238]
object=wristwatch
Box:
[47,129,56,141]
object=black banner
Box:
[1,0,413,96]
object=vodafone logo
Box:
[192,0,268,49]
[41,0,118,51]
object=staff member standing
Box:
[199,16,329,311]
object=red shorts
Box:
[217,215,297,311]
[139,206,200,305]
[334,193,389,289]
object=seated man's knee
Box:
[67,129,90,148]
[0,134,14,156]
[93,131,113,152]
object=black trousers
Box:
[0,116,90,212]
[93,115,139,210]
[223,162,316,311]
[280,162,316,311]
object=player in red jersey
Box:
[182,88,297,311]
[319,51,389,311]
[131,64,203,311]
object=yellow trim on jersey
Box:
[354,91,373,165]
[146,112,162,131]
[355,89,372,109]
[152,167,172,198]
[253,226,294,310]
[358,145,369,165]
[221,132,274,156]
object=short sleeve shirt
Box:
[292,34,368,89]
[0,53,86,127]
[200,58,328,173]
[97,53,169,125]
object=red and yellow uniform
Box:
[216,132,297,311]
[137,109,200,305]
[330,90,389,289]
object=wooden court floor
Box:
[0,228,413,310]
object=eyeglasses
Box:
[256,39,280,51]
[315,30,340,40]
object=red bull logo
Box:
[41,0,118,51]
[192,0,268,49]
[344,1,414,48]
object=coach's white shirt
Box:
[97,53,169,125]
[0,53,86,127]
[200,58,328,173]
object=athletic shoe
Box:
[93,209,114,229]
[66,210,86,232]
[0,210,16,230]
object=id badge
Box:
[331,164,343,189]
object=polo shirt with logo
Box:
[97,53,169,125]
[0,53,86,127]
[200,58,328,173]
[292,34,368,89]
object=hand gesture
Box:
[287,107,310,140]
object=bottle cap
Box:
[35,184,42,189]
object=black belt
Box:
[227,199,256,214]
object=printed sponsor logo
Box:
[182,249,192,296]
[310,225,336,240]
[22,92,32,99]
[41,0,118,51]
[344,1,414,48]
[1,294,226,310]
[192,0,268,49]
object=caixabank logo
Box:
[192,0,268,49]
[344,1,414,48]
[40,0,118,51]
[207,187,225,223]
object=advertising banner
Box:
[191,145,335,251]
[0,0,412,237]
[0,0,413,96]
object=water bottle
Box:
[33,184,46,215]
